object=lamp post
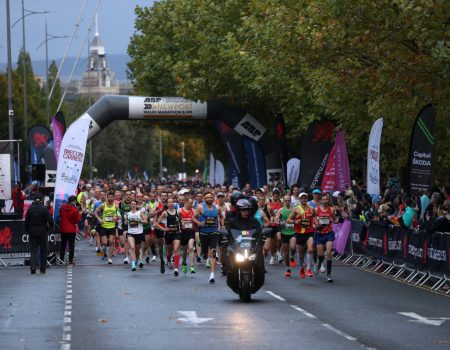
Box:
[36,17,68,125]
[6,0,15,182]
[181,141,186,181]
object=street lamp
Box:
[36,17,68,125]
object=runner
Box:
[154,191,168,273]
[287,192,315,279]
[314,192,336,282]
[119,190,133,264]
[274,194,296,277]
[290,184,301,207]
[269,188,283,264]
[196,191,224,283]
[178,197,201,273]
[94,191,118,264]
[125,199,147,271]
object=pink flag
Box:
[334,130,351,192]
[51,116,65,162]
[333,219,352,254]
[321,145,335,191]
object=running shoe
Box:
[174,268,179,277]
[168,261,174,270]
[320,264,326,273]
[269,256,275,265]
[300,268,306,279]
[285,269,291,277]
[151,255,156,262]
[190,266,196,274]
[145,256,150,264]
[182,264,188,274]
[160,261,165,274]
[131,261,136,271]
[108,258,113,265]
[277,251,283,263]
[96,251,103,257]
[326,274,333,282]
[206,258,211,268]
[209,272,215,284]
[306,269,313,277]
[196,256,202,263]
[313,264,319,275]
[123,256,130,264]
[138,260,144,268]
[290,258,297,268]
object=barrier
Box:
[0,219,61,267]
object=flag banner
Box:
[275,113,288,185]
[408,104,436,195]
[215,122,247,189]
[299,120,335,189]
[321,145,336,191]
[209,153,215,186]
[143,170,149,181]
[51,111,66,163]
[334,130,351,192]
[243,137,266,189]
[53,118,90,222]
[0,154,11,199]
[367,118,383,195]
[43,140,57,171]
[286,158,301,187]
[27,125,52,165]
[215,160,225,186]
[332,219,351,254]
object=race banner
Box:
[405,230,426,269]
[446,233,450,276]
[365,223,386,259]
[334,130,351,192]
[427,232,447,275]
[408,104,436,195]
[28,125,52,164]
[208,153,215,186]
[51,111,67,162]
[215,159,225,186]
[384,226,407,264]
[321,145,335,192]
[367,118,383,195]
[243,137,266,189]
[333,219,351,254]
[299,120,335,188]
[215,122,247,189]
[53,117,90,222]
[286,158,301,187]
[275,113,288,184]
[0,154,12,199]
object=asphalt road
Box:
[1,239,449,350]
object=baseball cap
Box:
[332,191,340,198]
[312,189,321,194]
[299,192,308,198]
[217,192,225,197]
[179,189,189,195]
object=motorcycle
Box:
[220,227,271,302]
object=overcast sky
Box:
[0,0,154,63]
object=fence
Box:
[0,218,61,267]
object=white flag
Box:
[215,160,225,186]
[53,117,90,221]
[209,153,215,186]
[286,158,301,187]
[367,118,383,196]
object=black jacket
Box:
[25,201,53,237]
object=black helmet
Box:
[230,191,244,206]
[236,198,251,210]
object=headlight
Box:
[248,254,256,261]
[235,253,245,262]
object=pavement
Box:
[1,238,449,350]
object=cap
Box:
[255,188,263,193]
[299,192,308,198]
[312,189,321,194]
[217,192,225,197]
[273,188,281,194]
[178,189,189,195]
[332,191,340,198]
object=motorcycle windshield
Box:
[229,228,257,240]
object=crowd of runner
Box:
[61,179,450,284]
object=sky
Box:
[0,0,154,64]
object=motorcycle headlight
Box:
[248,254,256,261]
[235,253,245,262]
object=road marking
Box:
[322,323,357,341]
[290,305,317,319]
[398,312,450,326]
[61,266,73,350]
[265,291,286,301]
[177,311,214,325]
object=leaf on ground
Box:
[98,319,108,323]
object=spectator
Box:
[428,200,450,233]
[59,195,81,265]
[420,189,430,220]
[401,197,417,229]
[11,182,25,215]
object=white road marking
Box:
[398,312,450,326]
[177,311,214,325]
[290,305,317,319]
[61,266,73,350]
[265,291,286,301]
[322,323,357,341]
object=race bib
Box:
[129,220,139,228]
[105,216,113,222]
[300,218,311,228]
[205,217,216,227]
[184,222,193,229]
[318,217,330,225]
[285,223,294,228]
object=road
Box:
[1,239,449,350]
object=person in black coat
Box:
[25,193,53,274]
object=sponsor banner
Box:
[275,113,288,184]
[405,230,426,269]
[243,137,267,188]
[365,223,386,259]
[266,168,282,184]
[53,118,90,222]
[384,226,407,264]
[427,232,447,274]
[0,154,11,199]
[27,125,52,164]
[234,114,267,142]
[408,104,436,195]
[350,220,366,254]
[215,122,247,189]
[45,170,57,188]
[446,233,450,276]
[128,97,207,120]
[321,145,336,191]
[286,158,301,187]
[367,118,383,195]
[209,153,215,186]
[84,113,101,140]
[215,160,225,186]
[0,220,60,256]
[299,120,335,188]
[333,219,351,254]
[334,130,351,192]
[51,111,66,162]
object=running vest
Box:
[316,206,333,234]
[199,204,218,234]
[165,209,181,233]
[101,202,117,229]
[280,206,295,235]
[127,210,143,234]
[180,207,195,231]
[294,204,314,234]
[255,209,264,227]
[120,201,132,226]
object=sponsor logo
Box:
[33,132,48,147]
[233,114,266,141]
[0,226,12,248]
